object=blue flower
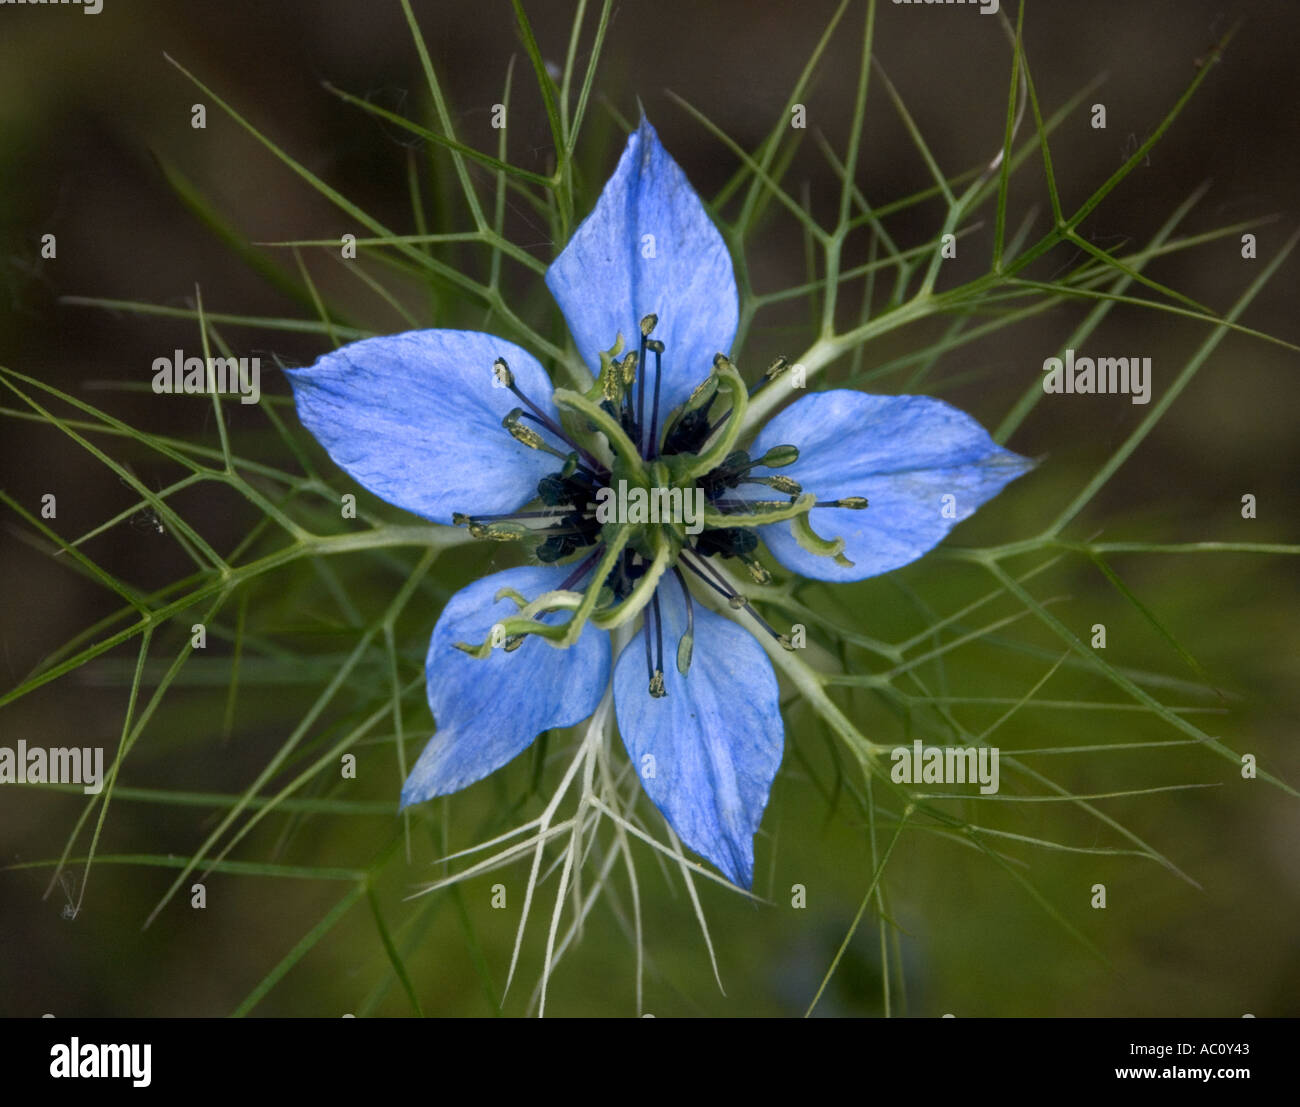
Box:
[285,118,1033,890]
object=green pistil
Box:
[592,529,670,631]
[701,492,817,529]
[455,527,633,656]
[678,355,749,480]
[553,387,647,478]
[791,511,854,568]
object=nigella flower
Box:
[285,119,1032,890]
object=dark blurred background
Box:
[1,0,1297,1017]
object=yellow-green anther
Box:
[503,407,545,449]
[646,338,664,355]
[764,475,802,495]
[837,496,869,509]
[740,556,771,585]
[686,373,718,411]
[492,357,513,389]
[728,593,746,610]
[601,363,621,403]
[469,521,527,541]
[758,444,799,468]
[648,670,666,698]
[595,334,627,403]
[764,355,790,381]
[621,351,638,386]
[776,633,795,651]
[640,313,658,337]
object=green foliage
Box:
[3,0,1294,1016]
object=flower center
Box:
[452,316,867,696]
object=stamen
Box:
[619,351,639,427]
[645,340,664,458]
[816,497,869,509]
[673,566,694,676]
[748,355,790,397]
[700,353,741,439]
[636,314,656,453]
[455,509,572,524]
[496,358,607,474]
[737,554,772,584]
[649,588,666,697]
[596,335,627,405]
[641,583,667,698]
[682,551,794,648]
[743,475,802,495]
[642,595,654,689]
[467,522,527,541]
[503,407,571,462]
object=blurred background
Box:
[0,0,1296,1016]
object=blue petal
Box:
[401,565,611,806]
[286,329,562,525]
[613,580,784,888]
[751,391,1034,582]
[545,117,738,420]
